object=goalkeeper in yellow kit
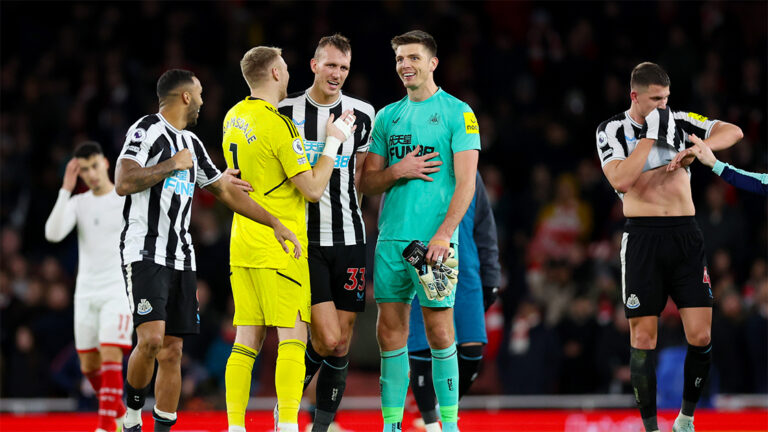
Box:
[222,46,356,432]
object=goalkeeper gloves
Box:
[403,240,458,302]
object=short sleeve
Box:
[596,121,626,167]
[355,105,376,153]
[190,135,222,188]
[369,110,389,159]
[673,111,720,145]
[274,125,311,178]
[450,103,481,153]
[119,123,158,167]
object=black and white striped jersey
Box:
[596,108,719,195]
[118,113,222,271]
[278,89,375,246]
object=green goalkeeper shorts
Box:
[373,240,457,307]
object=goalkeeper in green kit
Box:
[359,30,480,432]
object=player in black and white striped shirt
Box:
[116,69,301,432]
[596,62,744,432]
[278,34,374,432]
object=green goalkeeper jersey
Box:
[370,88,481,244]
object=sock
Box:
[380,346,409,427]
[630,348,658,432]
[431,345,459,425]
[682,342,712,416]
[226,343,259,428]
[277,424,299,432]
[124,382,148,427]
[408,349,438,424]
[304,341,325,389]
[153,405,177,432]
[276,339,306,425]
[98,361,124,431]
[313,354,349,431]
[85,369,103,392]
[382,422,402,432]
[457,344,483,399]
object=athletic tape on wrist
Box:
[322,136,342,159]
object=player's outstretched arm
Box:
[688,134,717,167]
[358,145,443,195]
[291,111,357,202]
[45,158,79,242]
[425,149,479,265]
[205,178,301,258]
[702,121,743,152]
[115,149,193,196]
[668,122,743,171]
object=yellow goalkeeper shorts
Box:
[230,257,311,328]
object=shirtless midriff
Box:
[622,165,695,217]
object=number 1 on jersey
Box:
[229,143,239,170]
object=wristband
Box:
[322,136,342,159]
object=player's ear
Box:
[102,155,110,171]
[430,56,439,72]
[310,58,318,74]
[629,90,637,104]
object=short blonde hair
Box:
[240,46,282,89]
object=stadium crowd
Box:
[1,0,766,410]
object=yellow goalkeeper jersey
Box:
[222,97,311,269]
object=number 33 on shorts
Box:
[344,267,365,291]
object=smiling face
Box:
[395,43,437,91]
[311,45,350,101]
[631,84,670,118]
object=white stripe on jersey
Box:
[278,90,375,246]
[119,113,222,271]
[596,109,719,198]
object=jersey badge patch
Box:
[429,113,440,125]
[297,157,307,165]
[626,294,640,309]
[292,138,304,155]
[463,112,479,134]
[137,299,153,315]
[130,128,147,142]
[598,131,608,145]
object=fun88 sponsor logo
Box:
[163,170,194,197]
[304,141,351,168]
